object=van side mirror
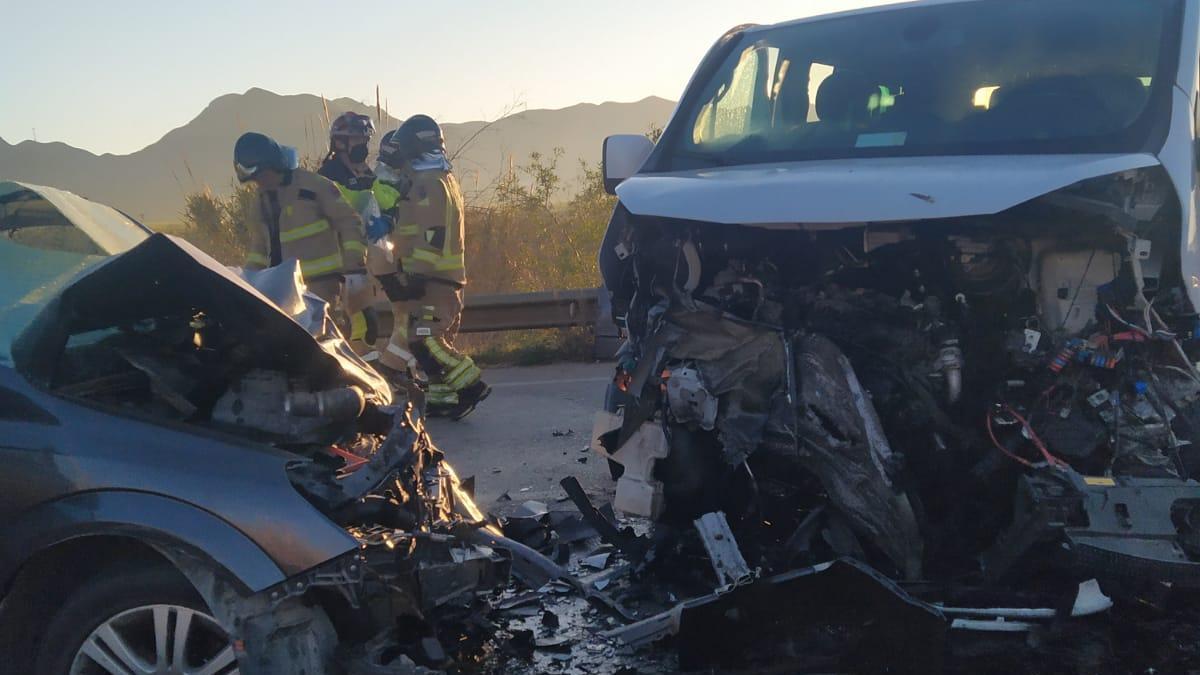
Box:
[603,135,655,195]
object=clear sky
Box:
[0,0,898,155]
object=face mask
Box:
[348,144,369,164]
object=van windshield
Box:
[664,0,1181,170]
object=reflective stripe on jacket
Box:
[391,169,467,285]
[244,169,366,279]
[373,179,417,269]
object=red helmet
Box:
[329,112,375,141]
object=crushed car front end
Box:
[0,183,510,673]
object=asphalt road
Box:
[426,361,617,513]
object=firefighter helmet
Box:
[392,115,445,161]
[377,129,405,168]
[330,112,376,141]
[234,132,287,182]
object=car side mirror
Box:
[603,135,655,195]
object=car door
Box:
[0,368,66,519]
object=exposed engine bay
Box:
[591,166,1200,670]
[26,240,394,445]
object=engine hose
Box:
[681,238,702,293]
[285,386,366,420]
[945,365,962,405]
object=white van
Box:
[594,0,1200,604]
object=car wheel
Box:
[36,565,238,675]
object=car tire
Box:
[35,565,237,675]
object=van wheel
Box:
[36,566,238,675]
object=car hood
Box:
[616,154,1160,226]
[0,180,150,253]
[11,233,392,404]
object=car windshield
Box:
[0,185,149,366]
[664,0,1181,170]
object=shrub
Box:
[179,184,256,265]
[177,149,616,362]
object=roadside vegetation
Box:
[176,149,618,363]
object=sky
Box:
[0,0,899,156]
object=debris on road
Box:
[582,551,612,571]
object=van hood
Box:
[616,154,1160,226]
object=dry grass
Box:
[177,150,616,362]
[457,152,614,361]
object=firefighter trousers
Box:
[410,280,482,407]
[379,298,417,373]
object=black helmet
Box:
[377,129,405,168]
[234,132,286,182]
[393,115,446,162]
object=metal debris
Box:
[694,512,754,589]
[582,552,612,571]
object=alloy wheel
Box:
[69,603,238,675]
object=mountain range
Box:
[0,88,676,223]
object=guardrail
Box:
[460,288,600,333]
[460,287,621,359]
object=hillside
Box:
[0,88,675,222]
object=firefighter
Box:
[375,116,489,420]
[318,111,377,194]
[361,132,419,387]
[315,113,427,412]
[316,112,392,351]
[234,131,367,315]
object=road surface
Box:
[426,361,617,513]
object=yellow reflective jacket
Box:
[391,169,466,285]
[244,169,366,280]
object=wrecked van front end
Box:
[0,182,508,674]
[593,0,1200,669]
[599,160,1200,573]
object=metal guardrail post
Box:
[592,287,623,360]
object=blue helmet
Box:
[234,132,296,182]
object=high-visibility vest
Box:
[333,180,406,279]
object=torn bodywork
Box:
[595,162,1200,665]
[157,410,511,675]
